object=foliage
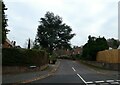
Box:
[107,38,119,49]
[49,53,57,60]
[32,39,41,50]
[35,11,75,54]
[2,1,10,44]
[74,54,81,59]
[48,53,57,64]
[2,48,49,66]
[24,38,34,49]
[32,44,40,49]
[82,35,109,61]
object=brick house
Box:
[63,47,82,56]
[72,47,82,55]
[54,46,83,57]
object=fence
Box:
[96,49,120,63]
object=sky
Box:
[4,0,119,48]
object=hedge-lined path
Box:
[2,60,60,84]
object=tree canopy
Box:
[82,35,109,61]
[35,11,75,54]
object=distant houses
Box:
[2,38,15,48]
[55,46,83,57]
[2,38,21,48]
[72,47,82,55]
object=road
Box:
[30,59,119,84]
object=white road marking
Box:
[111,82,120,84]
[77,73,88,85]
[116,80,120,82]
[106,80,114,82]
[95,80,104,83]
[72,67,76,72]
[85,80,120,84]
[86,81,93,84]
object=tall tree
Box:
[24,38,33,49]
[35,11,75,54]
[2,1,9,44]
[28,38,30,49]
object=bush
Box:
[49,53,57,64]
[73,54,81,60]
[2,48,49,66]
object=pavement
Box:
[2,60,60,84]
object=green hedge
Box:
[2,48,49,66]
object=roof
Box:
[6,38,14,47]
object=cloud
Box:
[4,0,119,47]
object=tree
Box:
[107,38,119,49]
[32,38,41,50]
[2,1,10,44]
[24,38,33,49]
[28,38,30,49]
[82,35,109,61]
[35,11,75,54]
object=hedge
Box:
[2,48,49,66]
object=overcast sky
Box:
[4,0,119,48]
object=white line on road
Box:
[95,80,104,83]
[77,73,88,85]
[72,67,76,72]
[106,80,114,82]
[86,81,93,84]
[116,80,120,82]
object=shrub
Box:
[49,53,57,64]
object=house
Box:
[63,47,82,56]
[72,47,82,55]
[2,38,15,48]
[54,46,83,58]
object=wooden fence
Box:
[96,49,120,63]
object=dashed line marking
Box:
[86,80,120,84]
[111,82,120,84]
[72,67,76,72]
[86,81,93,84]
[106,80,114,82]
[95,80,104,83]
[77,73,88,85]
[116,80,120,82]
